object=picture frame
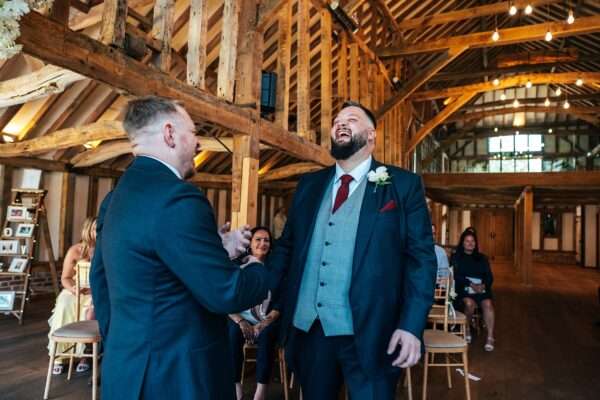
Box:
[0,240,19,255]
[2,227,13,237]
[541,209,560,239]
[6,206,31,221]
[8,258,28,273]
[15,223,34,238]
[0,291,16,311]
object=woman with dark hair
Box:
[228,227,280,400]
[451,229,496,351]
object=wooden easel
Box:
[0,189,59,324]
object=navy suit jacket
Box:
[90,157,268,400]
[268,159,436,376]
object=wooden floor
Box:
[1,262,599,400]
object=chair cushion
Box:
[424,329,467,348]
[52,320,100,339]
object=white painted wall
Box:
[562,213,575,252]
[532,212,541,250]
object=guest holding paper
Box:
[451,229,495,351]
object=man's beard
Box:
[330,132,367,160]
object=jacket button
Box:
[317,302,322,307]
[328,222,334,226]
[321,261,327,266]
[320,282,326,287]
[325,241,331,246]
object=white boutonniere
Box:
[367,166,391,193]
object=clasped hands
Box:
[219,222,260,264]
[238,319,270,342]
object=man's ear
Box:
[162,122,176,148]
[368,127,377,143]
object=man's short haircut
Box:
[341,100,377,129]
[122,96,182,137]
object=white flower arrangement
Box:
[367,166,391,192]
[0,0,54,60]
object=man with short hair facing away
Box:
[90,96,268,400]
[268,101,437,399]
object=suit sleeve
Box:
[90,192,113,340]
[155,185,268,314]
[397,174,437,338]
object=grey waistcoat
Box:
[292,176,367,336]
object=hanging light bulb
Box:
[493,78,500,86]
[525,4,533,14]
[492,28,500,42]
[516,130,520,135]
[545,29,553,41]
[500,93,507,101]
[576,78,584,86]
[513,99,520,108]
[494,127,499,132]
[555,87,562,96]
[548,128,553,133]
[563,99,570,109]
[567,9,575,24]
[526,80,533,89]
[509,4,518,15]
[544,98,551,107]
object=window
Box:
[489,134,543,153]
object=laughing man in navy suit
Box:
[268,101,437,399]
[90,96,268,400]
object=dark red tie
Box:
[332,174,353,214]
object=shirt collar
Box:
[334,155,372,184]
[138,155,182,179]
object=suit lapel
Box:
[298,167,335,262]
[352,159,386,278]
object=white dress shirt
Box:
[139,155,182,179]
[331,156,372,208]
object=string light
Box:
[509,3,518,15]
[576,78,584,86]
[544,98,551,107]
[500,93,507,101]
[526,80,533,89]
[513,99,520,108]
[555,87,562,96]
[493,78,500,86]
[563,99,570,109]
[567,9,575,24]
[548,128,553,133]
[545,29,553,41]
[492,28,500,42]
[516,130,520,135]
[494,127,499,132]
[525,4,533,14]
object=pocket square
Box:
[379,200,397,213]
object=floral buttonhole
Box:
[367,166,391,193]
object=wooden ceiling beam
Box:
[374,46,467,120]
[260,162,321,181]
[412,72,600,102]
[447,105,600,126]
[378,14,600,57]
[407,91,477,152]
[0,65,84,108]
[396,0,555,31]
[18,11,333,166]
[423,171,600,189]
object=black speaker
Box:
[261,71,277,114]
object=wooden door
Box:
[470,209,514,262]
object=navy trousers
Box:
[228,319,278,384]
[291,321,401,400]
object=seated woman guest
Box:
[228,227,280,400]
[47,217,97,374]
[451,229,496,351]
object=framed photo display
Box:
[6,206,30,221]
[15,224,34,238]
[0,291,16,311]
[8,258,28,273]
[0,240,19,255]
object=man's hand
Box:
[387,329,421,368]
[219,222,252,259]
